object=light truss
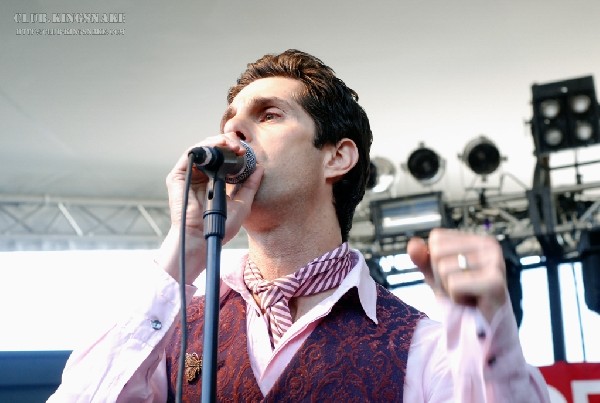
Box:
[0,194,172,251]
[350,180,600,259]
[0,194,251,251]
[2,178,600,254]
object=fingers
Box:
[422,228,508,321]
[228,165,264,204]
[428,230,504,288]
[165,133,255,227]
[160,133,256,284]
[223,165,264,243]
[406,237,435,286]
[443,264,506,306]
[168,133,247,183]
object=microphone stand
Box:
[201,169,227,403]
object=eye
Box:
[260,108,281,122]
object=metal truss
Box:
[349,180,600,259]
[0,194,251,251]
[0,194,172,251]
[2,178,600,254]
[449,183,600,258]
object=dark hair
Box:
[227,49,373,242]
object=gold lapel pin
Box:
[185,352,202,383]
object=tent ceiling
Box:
[1,0,599,204]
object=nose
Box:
[222,114,252,143]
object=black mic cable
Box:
[176,153,195,403]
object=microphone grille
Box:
[226,141,256,184]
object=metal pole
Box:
[545,257,566,362]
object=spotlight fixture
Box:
[368,157,396,193]
[531,75,600,155]
[459,136,504,177]
[403,143,445,186]
[370,192,446,244]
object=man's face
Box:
[222,77,327,213]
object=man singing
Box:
[50,49,549,402]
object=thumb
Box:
[232,165,263,199]
[406,237,434,286]
[223,165,264,244]
[227,165,264,218]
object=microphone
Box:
[189,141,256,184]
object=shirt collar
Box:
[222,248,379,325]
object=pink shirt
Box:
[48,250,550,402]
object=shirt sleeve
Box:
[47,264,194,403]
[405,298,551,403]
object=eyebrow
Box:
[220,96,294,131]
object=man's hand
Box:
[158,133,264,284]
[407,228,507,323]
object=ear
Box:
[323,138,359,182]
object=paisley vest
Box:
[165,284,425,402]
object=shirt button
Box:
[477,329,486,340]
[487,355,497,366]
[151,319,162,330]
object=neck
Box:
[244,209,343,281]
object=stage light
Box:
[368,157,396,193]
[403,143,445,186]
[459,136,503,177]
[531,75,600,155]
[370,192,446,244]
[541,99,561,119]
[544,128,563,147]
[571,94,591,114]
[576,121,593,141]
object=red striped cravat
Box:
[243,242,352,349]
